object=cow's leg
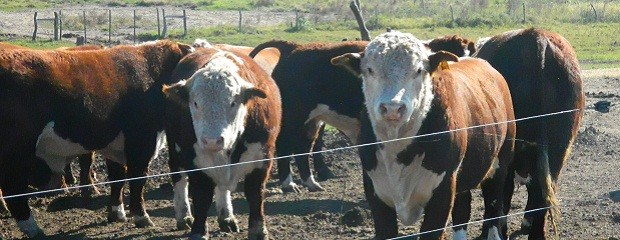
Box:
[451,191,472,240]
[276,156,300,193]
[188,172,215,239]
[172,172,193,230]
[295,120,324,191]
[244,167,270,240]
[215,186,239,232]
[419,177,453,240]
[0,188,8,214]
[502,168,516,237]
[106,159,128,223]
[124,133,158,228]
[480,170,508,240]
[63,161,76,185]
[363,172,398,239]
[1,153,44,238]
[78,152,100,197]
[312,124,335,181]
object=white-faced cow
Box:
[473,28,585,239]
[163,47,280,239]
[0,40,193,238]
[332,31,516,239]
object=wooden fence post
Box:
[59,10,63,39]
[32,12,38,41]
[108,9,112,45]
[133,9,137,43]
[183,9,187,37]
[238,9,243,32]
[450,5,455,25]
[83,11,87,43]
[162,9,167,38]
[522,2,526,23]
[54,12,59,41]
[157,8,161,37]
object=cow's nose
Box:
[202,136,224,151]
[379,102,406,122]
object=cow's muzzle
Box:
[379,102,406,123]
[202,136,225,151]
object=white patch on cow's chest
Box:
[194,142,265,190]
[305,104,360,144]
[367,146,446,225]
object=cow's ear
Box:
[467,41,476,56]
[331,52,363,77]
[177,42,195,55]
[163,80,190,105]
[427,50,459,73]
[240,87,267,104]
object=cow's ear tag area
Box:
[428,50,459,73]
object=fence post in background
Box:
[522,2,526,23]
[183,9,187,37]
[589,3,598,22]
[133,9,137,43]
[54,12,59,41]
[83,11,87,43]
[238,9,243,32]
[108,9,112,45]
[450,5,455,25]
[59,10,63,39]
[162,9,167,38]
[32,12,38,41]
[157,8,161,37]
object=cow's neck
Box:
[374,76,435,155]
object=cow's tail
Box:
[535,35,561,237]
[249,40,299,60]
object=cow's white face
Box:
[172,53,265,153]
[359,32,434,139]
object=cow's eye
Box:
[417,68,422,74]
[367,68,373,74]
[230,102,236,108]
[193,102,198,108]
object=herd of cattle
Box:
[0,27,584,240]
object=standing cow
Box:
[474,28,585,239]
[332,31,516,239]
[0,40,193,238]
[163,47,281,239]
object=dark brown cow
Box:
[249,40,369,192]
[163,47,280,239]
[473,28,585,239]
[0,42,105,197]
[0,40,193,238]
[423,35,477,57]
[332,31,516,240]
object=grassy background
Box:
[1,0,619,69]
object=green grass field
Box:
[2,1,619,69]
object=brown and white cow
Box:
[193,39,281,75]
[163,47,280,239]
[473,28,585,239]
[422,34,477,57]
[0,40,193,238]
[248,40,368,192]
[332,31,516,239]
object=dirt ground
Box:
[1,65,619,239]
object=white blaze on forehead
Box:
[360,31,434,141]
[187,51,250,151]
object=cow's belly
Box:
[194,142,266,191]
[367,150,446,225]
[35,121,132,173]
[306,104,360,144]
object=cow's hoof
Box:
[134,215,155,228]
[306,183,325,192]
[218,217,240,232]
[188,233,207,240]
[107,210,128,223]
[248,230,269,240]
[316,167,336,181]
[177,216,194,230]
[281,183,301,193]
